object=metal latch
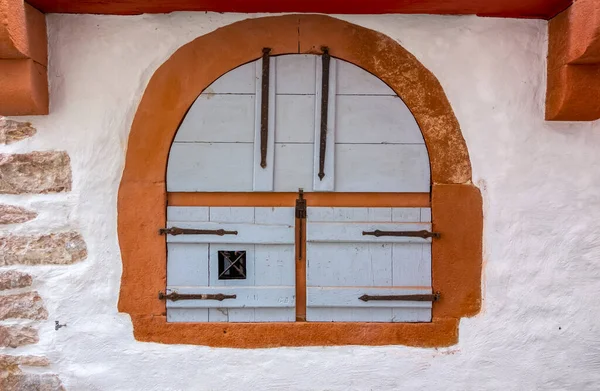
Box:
[159,227,238,236]
[359,292,440,302]
[158,291,237,302]
[362,230,440,239]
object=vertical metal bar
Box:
[318,47,330,180]
[260,48,271,168]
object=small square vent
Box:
[218,250,247,280]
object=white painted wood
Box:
[174,94,255,142]
[209,244,255,286]
[209,207,255,223]
[336,60,394,95]
[421,208,432,222]
[227,308,256,322]
[253,56,276,191]
[275,95,315,143]
[335,95,423,144]
[167,143,254,192]
[167,243,209,286]
[166,287,295,308]
[306,222,433,243]
[392,308,432,322]
[206,61,256,94]
[308,207,401,222]
[306,242,392,287]
[276,55,316,94]
[273,143,314,192]
[254,207,295,225]
[307,287,432,308]
[392,208,422,223]
[167,207,209,222]
[167,308,208,323]
[165,222,294,244]
[255,244,295,286]
[208,308,229,322]
[254,308,296,322]
[313,57,337,192]
[335,144,430,192]
[393,243,431,287]
[306,308,394,322]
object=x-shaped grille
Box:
[218,250,246,279]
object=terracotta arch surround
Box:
[118,14,483,348]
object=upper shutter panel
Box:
[166,55,430,193]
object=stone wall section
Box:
[0,119,78,390]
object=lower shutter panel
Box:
[166,207,296,322]
[306,207,433,322]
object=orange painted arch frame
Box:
[117,14,483,348]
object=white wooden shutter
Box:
[305,207,433,322]
[165,206,296,322]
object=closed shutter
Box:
[165,206,296,322]
[306,207,433,322]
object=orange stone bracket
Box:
[546,0,600,120]
[117,15,483,348]
[0,0,48,115]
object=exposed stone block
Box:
[0,270,32,290]
[0,118,36,144]
[0,152,71,194]
[0,355,49,369]
[0,231,87,266]
[0,204,37,224]
[0,372,64,391]
[0,326,38,348]
[0,292,48,321]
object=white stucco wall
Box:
[2,12,600,390]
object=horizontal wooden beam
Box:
[26,0,571,19]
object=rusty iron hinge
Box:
[159,227,238,236]
[260,47,271,169]
[158,291,237,302]
[318,47,331,181]
[296,189,307,259]
[359,292,440,302]
[362,230,440,239]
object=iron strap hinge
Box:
[359,292,440,302]
[260,47,271,169]
[159,227,238,236]
[158,291,237,302]
[318,46,331,181]
[362,229,440,239]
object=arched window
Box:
[164,54,434,323]
[117,15,482,347]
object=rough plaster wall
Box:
[1,12,600,390]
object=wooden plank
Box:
[165,287,295,308]
[254,308,296,322]
[253,56,276,191]
[166,243,209,286]
[275,95,315,143]
[392,208,421,222]
[306,308,393,322]
[336,60,394,96]
[227,308,256,322]
[167,143,254,192]
[167,206,209,222]
[167,192,430,207]
[392,243,431,287]
[392,308,432,322]
[254,207,295,225]
[167,308,208,322]
[335,95,423,144]
[421,207,432,222]
[165,222,294,244]
[209,207,255,223]
[306,242,392,287]
[306,222,433,243]
[308,207,399,222]
[307,287,432,308]
[313,56,337,192]
[335,144,430,192]
[275,55,316,94]
[273,143,313,192]
[174,94,255,142]
[255,244,295,286]
[206,61,256,94]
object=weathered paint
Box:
[0,11,597,391]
